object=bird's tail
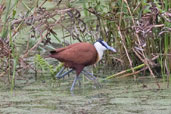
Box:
[49,50,57,58]
[49,48,65,58]
[50,50,56,55]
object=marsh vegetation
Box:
[0,0,171,113]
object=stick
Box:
[117,67,148,79]
[106,64,145,79]
[106,55,159,79]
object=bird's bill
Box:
[101,40,117,52]
[107,46,116,52]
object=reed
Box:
[83,0,170,84]
[0,0,170,88]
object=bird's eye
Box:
[100,41,108,49]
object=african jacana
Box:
[49,39,116,91]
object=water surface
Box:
[0,76,171,114]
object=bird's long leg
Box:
[82,70,101,88]
[77,76,81,87]
[82,70,96,80]
[56,67,65,78]
[70,75,80,91]
[56,68,74,79]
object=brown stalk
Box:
[39,0,48,8]
[22,33,46,58]
[12,8,72,25]
[19,8,72,58]
[117,25,135,77]
[133,48,160,88]
[0,67,10,77]
[119,0,124,27]
[117,55,159,79]
[132,48,144,63]
[118,67,148,79]
[123,0,160,88]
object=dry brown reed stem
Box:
[133,48,160,88]
[11,8,72,42]
[0,72,5,77]
[132,48,145,63]
[12,8,72,25]
[123,0,160,88]
[112,56,123,63]
[109,68,135,79]
[119,0,124,27]
[22,33,46,58]
[0,66,10,77]
[133,2,141,13]
[24,36,30,54]
[108,55,159,79]
[18,8,72,59]
[39,0,48,8]
[0,68,9,77]
[118,67,148,79]
[117,25,135,75]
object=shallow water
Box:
[0,76,171,114]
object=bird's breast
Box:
[95,53,100,63]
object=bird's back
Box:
[49,42,98,68]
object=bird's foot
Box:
[70,76,79,91]
[82,70,101,89]
[56,68,74,79]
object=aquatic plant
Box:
[0,0,170,89]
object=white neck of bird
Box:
[94,42,107,62]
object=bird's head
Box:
[94,39,116,52]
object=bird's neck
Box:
[96,49,104,62]
[94,43,105,62]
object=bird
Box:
[49,39,116,91]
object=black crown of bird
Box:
[49,38,116,91]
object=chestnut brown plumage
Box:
[49,39,116,91]
[50,43,98,76]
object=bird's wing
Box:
[54,43,81,53]
[56,43,97,65]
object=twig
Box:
[106,55,159,79]
[0,71,6,77]
[124,0,160,88]
[12,8,73,25]
[117,25,135,77]
[133,48,144,63]
[39,0,48,8]
[117,67,148,79]
[106,64,145,79]
[22,33,46,58]
[0,67,9,77]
